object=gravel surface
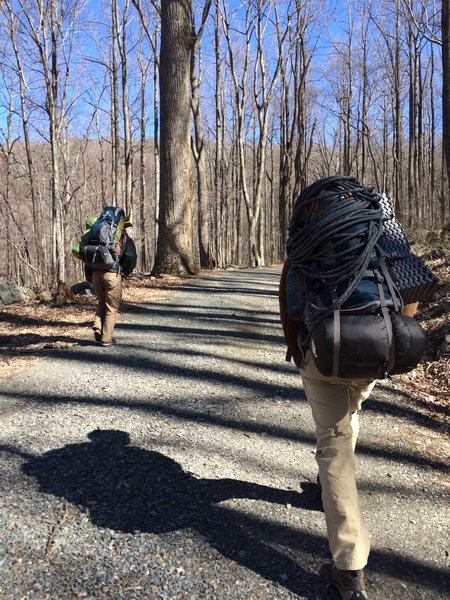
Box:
[0,267,449,600]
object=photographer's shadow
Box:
[23,429,326,597]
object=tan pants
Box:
[300,350,376,570]
[92,271,123,343]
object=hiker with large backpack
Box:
[279,176,437,599]
[78,207,137,347]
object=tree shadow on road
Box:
[22,429,327,599]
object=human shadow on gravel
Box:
[22,429,327,599]
[21,430,450,598]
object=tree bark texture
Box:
[153,0,197,276]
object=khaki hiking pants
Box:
[300,350,376,571]
[92,271,123,344]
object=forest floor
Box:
[1,255,449,428]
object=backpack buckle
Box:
[374,270,384,283]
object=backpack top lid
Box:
[88,206,126,248]
[287,176,384,312]
[288,176,382,240]
[98,206,125,223]
[287,176,392,327]
[97,206,125,235]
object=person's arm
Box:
[279,259,303,368]
[85,265,93,283]
[402,302,419,317]
[120,235,137,276]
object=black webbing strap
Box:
[331,289,340,377]
[377,248,404,313]
[332,308,341,377]
[378,282,396,373]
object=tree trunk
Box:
[153,45,160,267]
[214,0,224,267]
[442,0,450,194]
[7,3,44,283]
[394,1,403,214]
[153,0,197,276]
[138,33,149,271]
[119,0,133,218]
[111,0,121,207]
[191,36,215,269]
[49,0,65,284]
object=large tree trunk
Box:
[153,0,197,276]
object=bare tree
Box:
[278,0,324,256]
[191,4,215,269]
[136,30,151,271]
[111,0,122,206]
[13,0,81,284]
[213,0,224,267]
[153,0,211,275]
[117,0,133,218]
[402,0,447,220]
[132,0,161,271]
[442,0,450,194]
[2,1,46,281]
[220,0,284,267]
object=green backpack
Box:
[72,215,97,260]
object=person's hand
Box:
[402,302,419,317]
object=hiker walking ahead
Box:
[91,227,136,347]
[81,208,137,347]
[279,176,435,599]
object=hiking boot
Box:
[330,566,368,599]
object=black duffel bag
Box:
[308,313,427,379]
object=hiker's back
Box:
[79,207,126,271]
[285,176,437,379]
[279,175,439,600]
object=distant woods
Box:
[0,0,448,288]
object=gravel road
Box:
[0,267,448,600]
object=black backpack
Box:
[286,176,429,379]
[80,207,125,270]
